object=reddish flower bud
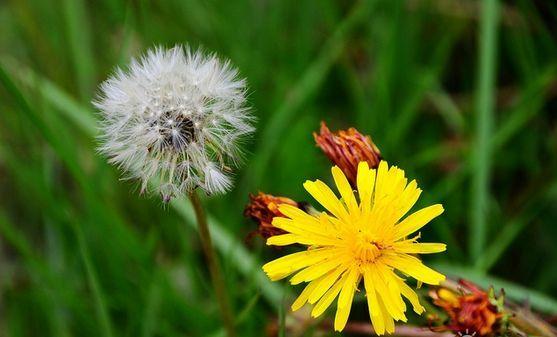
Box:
[314,121,381,186]
[430,280,503,337]
[244,192,299,241]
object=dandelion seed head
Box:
[95,45,254,200]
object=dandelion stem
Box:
[189,191,236,337]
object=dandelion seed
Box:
[262,161,446,334]
[95,45,254,200]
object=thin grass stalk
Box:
[73,222,114,337]
[470,0,499,261]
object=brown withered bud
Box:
[429,280,504,337]
[314,121,381,186]
[244,192,299,241]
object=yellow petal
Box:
[393,204,444,240]
[277,204,323,231]
[271,216,319,236]
[271,217,339,245]
[372,161,390,203]
[337,267,359,309]
[379,296,396,334]
[291,279,321,311]
[357,161,375,214]
[364,268,386,335]
[370,265,406,322]
[289,258,343,285]
[311,275,345,317]
[379,166,407,207]
[332,166,358,214]
[334,296,353,331]
[266,234,299,246]
[308,266,346,304]
[383,253,446,285]
[303,180,349,220]
[376,264,407,317]
[392,180,421,223]
[393,241,447,254]
[396,278,424,314]
[368,165,412,235]
[334,267,359,331]
[262,248,339,281]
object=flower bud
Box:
[244,192,299,241]
[314,121,381,186]
[430,280,503,337]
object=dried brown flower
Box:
[314,121,381,186]
[244,192,299,241]
[430,280,504,337]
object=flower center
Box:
[353,231,382,264]
[150,109,197,150]
[166,110,196,144]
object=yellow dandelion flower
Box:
[262,161,446,334]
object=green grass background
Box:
[0,0,556,336]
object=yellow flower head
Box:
[262,161,446,334]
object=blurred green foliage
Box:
[0,0,556,336]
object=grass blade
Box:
[244,0,373,192]
[470,0,499,261]
[0,62,114,337]
[476,181,557,271]
[61,0,96,100]
[73,222,114,337]
[4,42,287,309]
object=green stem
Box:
[470,0,499,262]
[189,191,236,337]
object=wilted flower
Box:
[244,192,299,240]
[314,122,381,186]
[430,280,503,337]
[262,161,446,334]
[95,45,254,201]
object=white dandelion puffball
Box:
[95,45,254,201]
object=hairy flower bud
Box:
[430,280,503,337]
[314,121,381,186]
[244,192,299,241]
